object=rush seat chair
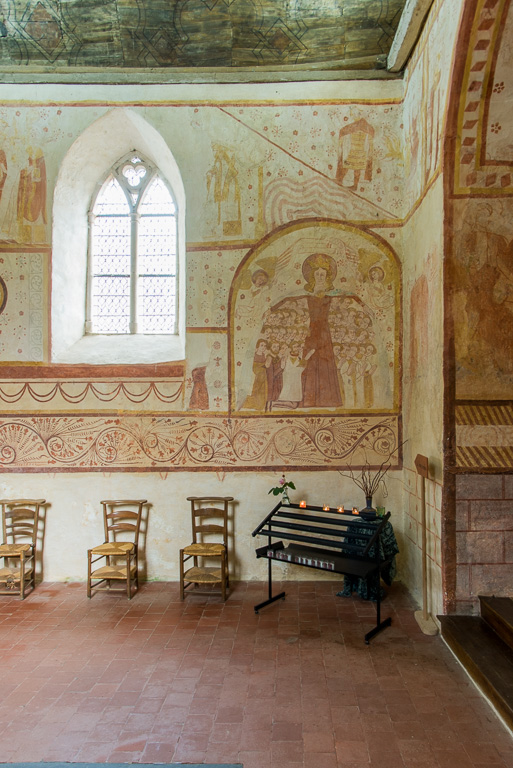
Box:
[0,499,46,599]
[180,496,233,601]
[87,499,146,599]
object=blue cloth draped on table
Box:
[337,519,399,601]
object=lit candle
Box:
[323,504,330,511]
[352,507,359,515]
[337,505,344,513]
[299,500,307,508]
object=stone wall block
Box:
[456,474,503,499]
[503,532,513,562]
[470,565,513,597]
[470,500,513,531]
[456,500,470,532]
[456,563,470,599]
[454,599,479,616]
[456,531,504,564]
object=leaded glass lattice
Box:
[88,154,178,335]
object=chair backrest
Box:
[186,496,233,548]
[101,500,146,544]
[0,499,45,547]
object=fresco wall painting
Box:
[450,0,513,457]
[446,0,513,611]
[0,90,404,474]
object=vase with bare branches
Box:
[339,441,405,517]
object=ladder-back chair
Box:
[0,499,45,599]
[180,496,233,601]
[87,499,146,599]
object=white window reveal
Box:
[87,153,177,336]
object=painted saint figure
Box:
[16,148,46,242]
[206,143,241,236]
[274,343,315,409]
[300,254,342,408]
[265,341,284,411]
[242,340,269,411]
[336,118,374,190]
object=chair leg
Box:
[127,552,131,599]
[179,550,185,600]
[221,552,227,601]
[87,550,92,598]
[20,554,25,600]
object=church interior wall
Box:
[2,0,509,618]
[396,0,465,616]
[0,79,408,585]
[444,0,513,612]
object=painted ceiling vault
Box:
[0,0,407,70]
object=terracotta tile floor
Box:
[0,580,512,767]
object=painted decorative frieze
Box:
[456,402,513,470]
[0,413,400,471]
[454,0,513,195]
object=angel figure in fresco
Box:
[234,246,292,321]
[358,248,395,311]
[241,251,377,412]
[336,118,374,190]
[206,143,241,236]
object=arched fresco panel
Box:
[230,220,400,417]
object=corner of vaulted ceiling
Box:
[387,0,436,73]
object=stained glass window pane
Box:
[138,176,177,333]
[139,216,176,275]
[88,160,178,336]
[91,276,130,333]
[140,176,176,214]
[93,177,129,216]
[92,215,130,275]
[138,276,176,333]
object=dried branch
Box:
[338,440,407,499]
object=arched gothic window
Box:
[86,152,177,336]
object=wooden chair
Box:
[180,496,233,601]
[87,499,146,599]
[0,499,45,599]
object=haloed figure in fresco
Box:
[299,253,343,408]
[242,252,378,412]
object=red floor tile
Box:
[0,580,511,767]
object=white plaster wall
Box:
[0,470,403,584]
[0,79,407,589]
[400,174,445,618]
[397,0,466,618]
